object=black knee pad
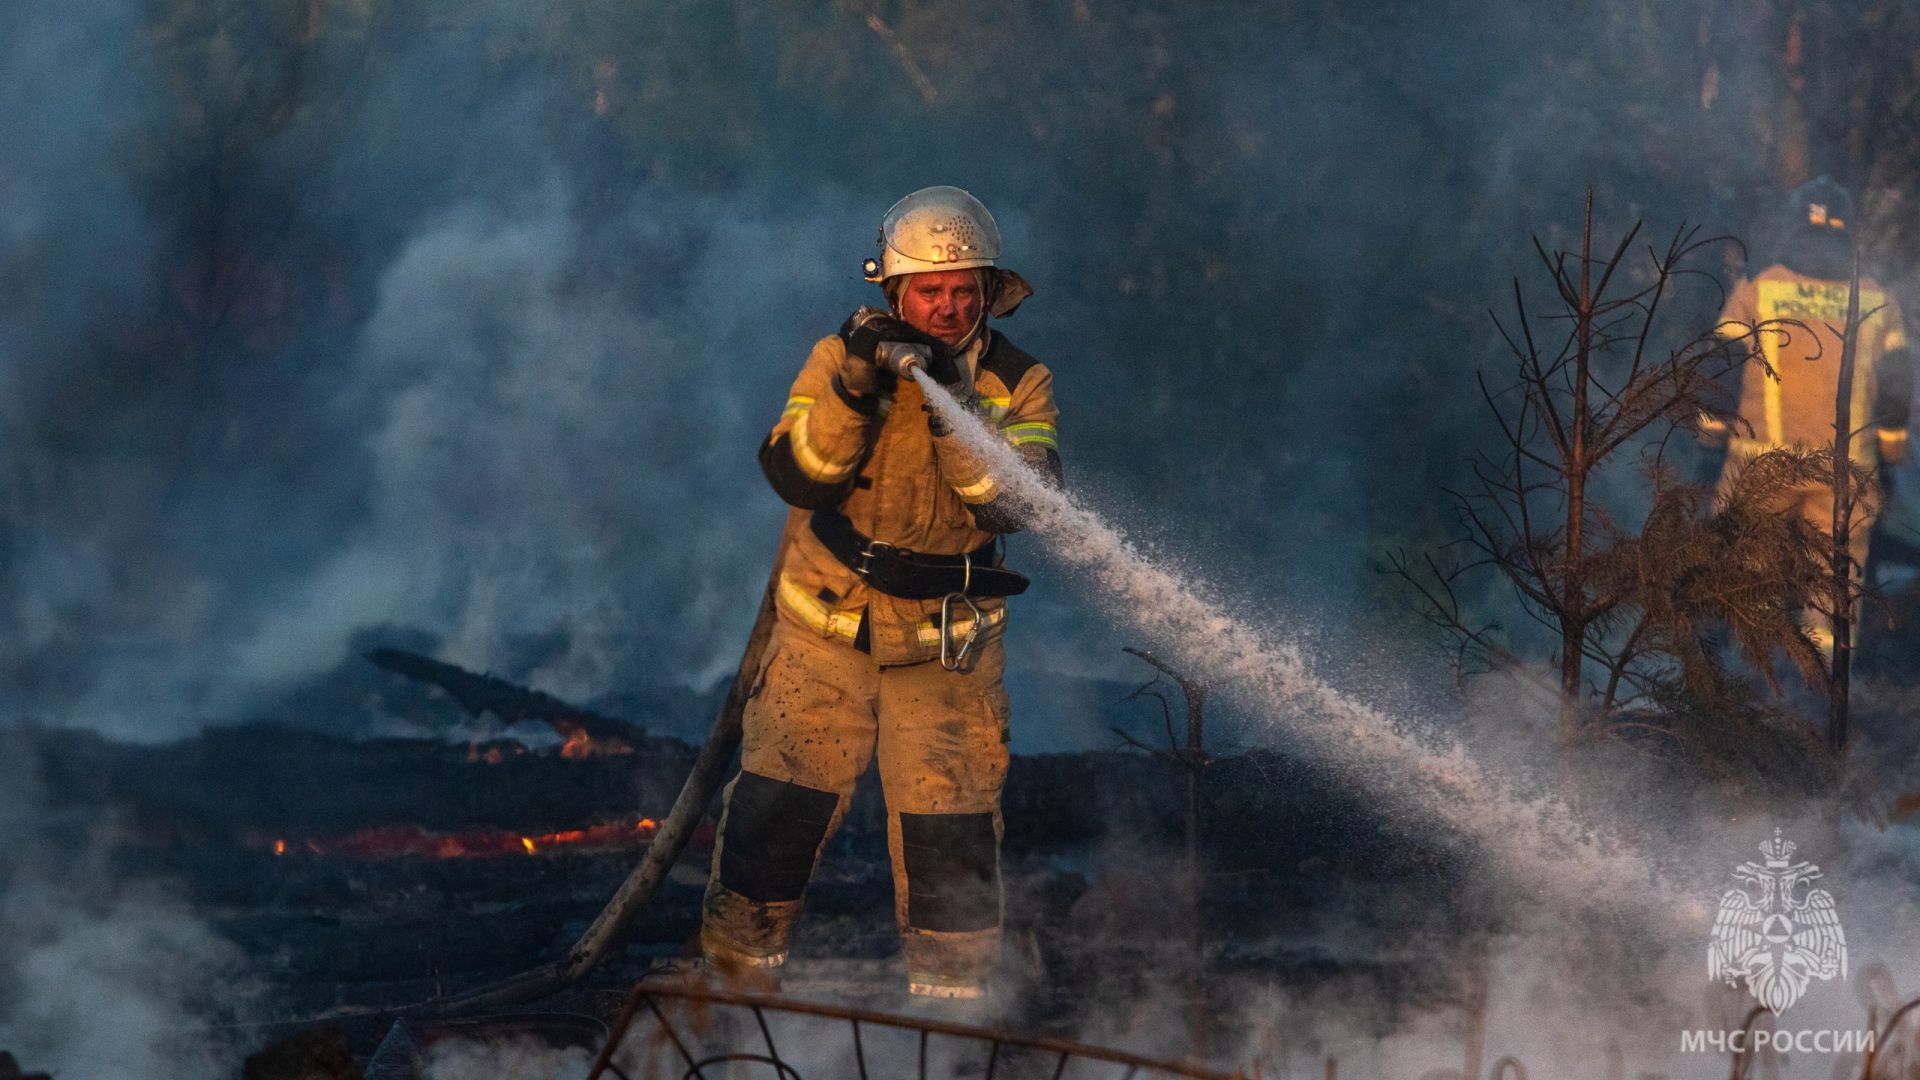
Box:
[900,811,1000,933]
[719,771,839,903]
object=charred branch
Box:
[363,647,645,751]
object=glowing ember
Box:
[466,741,526,765]
[558,729,632,758]
[249,817,675,860]
[462,732,631,763]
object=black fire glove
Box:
[840,309,943,364]
[1879,462,1899,503]
[834,309,894,398]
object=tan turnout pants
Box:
[700,616,1011,997]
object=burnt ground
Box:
[6,714,1488,1071]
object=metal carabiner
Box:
[940,554,981,672]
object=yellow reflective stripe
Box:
[775,573,863,640]
[1002,421,1057,449]
[951,472,999,504]
[914,604,1006,647]
[789,410,858,482]
[781,395,815,421]
[779,572,1006,651]
[975,395,1012,422]
[1714,319,1748,340]
[1879,428,1908,460]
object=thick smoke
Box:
[2,0,1863,745]
[0,733,261,1078]
[233,184,806,705]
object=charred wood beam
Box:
[363,647,645,748]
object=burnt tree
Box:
[1389,192,1838,747]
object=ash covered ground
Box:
[9,650,1920,1078]
[3,660,1480,1071]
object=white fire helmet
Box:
[863,186,1033,317]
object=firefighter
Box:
[1705,176,1914,650]
[699,186,1062,1001]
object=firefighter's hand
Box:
[832,313,890,398]
[837,348,888,398]
[842,310,960,385]
[842,309,937,363]
[1880,463,1899,502]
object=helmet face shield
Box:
[870,186,1003,280]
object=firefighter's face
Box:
[897,270,984,346]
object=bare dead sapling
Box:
[1116,646,1213,1060]
[1386,191,1839,757]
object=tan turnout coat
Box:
[762,329,1060,664]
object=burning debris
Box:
[7,689,1470,1075]
[251,816,666,861]
[363,648,643,757]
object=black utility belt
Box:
[809,509,1030,600]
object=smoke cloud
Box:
[4,0,1870,746]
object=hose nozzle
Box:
[875,341,933,379]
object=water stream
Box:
[918,371,1706,931]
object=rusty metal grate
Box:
[586,982,1245,1080]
